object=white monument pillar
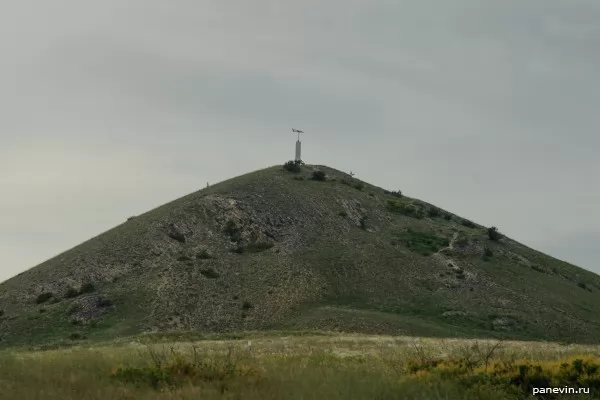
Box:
[295,139,301,161]
[293,128,303,162]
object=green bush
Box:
[80,282,95,294]
[338,211,348,217]
[231,241,273,254]
[35,292,53,304]
[68,304,81,314]
[359,217,367,230]
[531,264,545,273]
[242,301,253,310]
[200,269,220,279]
[110,347,261,390]
[353,182,364,191]
[391,230,449,256]
[311,170,326,181]
[96,297,113,307]
[487,226,502,241]
[224,220,242,243]
[386,200,425,219]
[427,207,442,218]
[403,352,600,398]
[231,246,245,254]
[64,287,79,299]
[224,220,236,235]
[283,160,301,173]
[68,333,85,341]
[167,231,186,243]
[196,250,212,260]
[244,242,274,253]
[461,219,476,228]
[112,365,173,389]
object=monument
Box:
[292,128,303,162]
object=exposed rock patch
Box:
[69,294,113,322]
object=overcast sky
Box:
[1,0,599,283]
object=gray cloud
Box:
[1,0,599,282]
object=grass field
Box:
[1,332,598,399]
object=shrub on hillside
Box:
[68,333,85,341]
[354,182,364,191]
[386,200,425,219]
[311,170,326,181]
[392,230,449,256]
[200,269,220,279]
[64,287,79,299]
[531,264,546,273]
[196,250,212,260]
[167,231,186,243]
[487,226,502,241]
[224,219,242,243]
[231,246,245,254]
[427,207,442,218]
[96,296,113,308]
[461,219,476,228]
[359,217,367,230]
[235,242,273,254]
[68,304,81,314]
[283,160,301,173]
[242,301,253,310]
[35,292,53,304]
[483,248,493,261]
[80,282,95,294]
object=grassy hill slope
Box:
[1,163,599,347]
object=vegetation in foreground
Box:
[1,333,599,400]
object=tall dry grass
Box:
[0,334,598,399]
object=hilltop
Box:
[1,163,599,347]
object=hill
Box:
[1,163,599,347]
